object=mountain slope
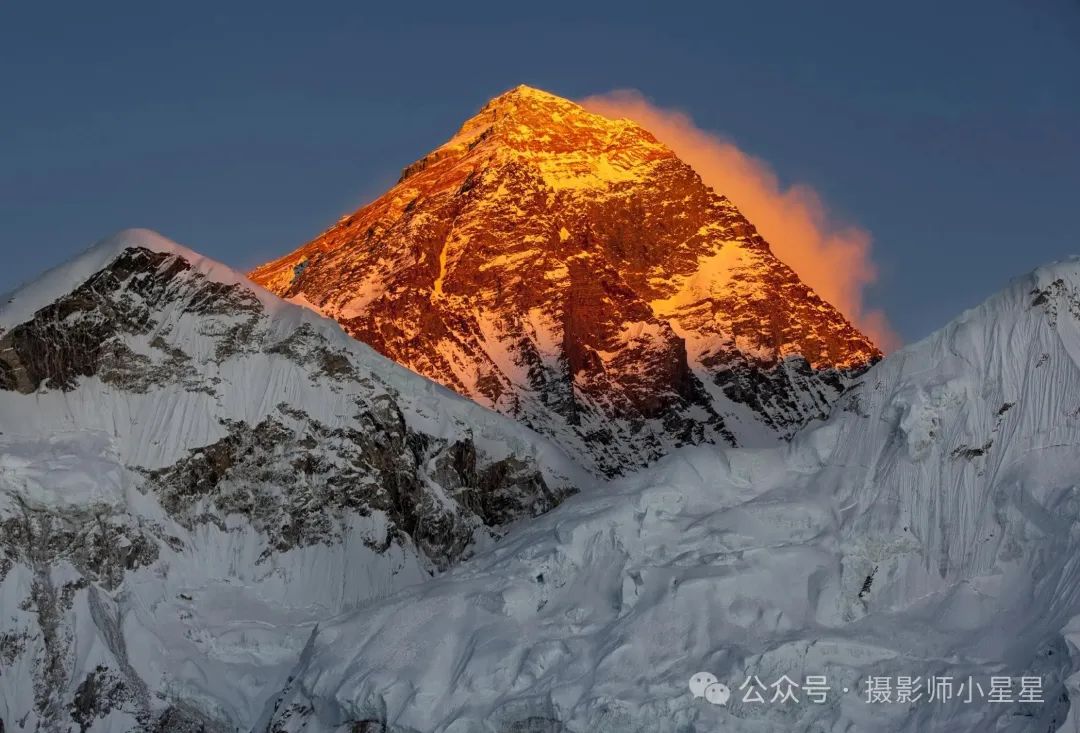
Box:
[0,229,586,732]
[260,258,1080,732]
[250,85,880,475]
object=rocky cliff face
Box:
[0,230,582,732]
[250,85,881,475]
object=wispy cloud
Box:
[581,89,899,351]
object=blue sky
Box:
[2,0,1078,342]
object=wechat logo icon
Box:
[689,672,730,706]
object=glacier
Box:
[261,258,1080,731]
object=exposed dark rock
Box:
[502,718,564,733]
[858,566,877,600]
[351,722,387,733]
[952,441,993,460]
[1031,278,1080,326]
[0,501,161,592]
[149,704,233,733]
[0,247,260,395]
[0,630,28,667]
[266,323,366,385]
[144,405,571,570]
[69,665,128,733]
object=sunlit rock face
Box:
[251,85,880,474]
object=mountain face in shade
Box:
[258,257,1080,733]
[7,227,1080,732]
[0,230,583,730]
[250,85,881,475]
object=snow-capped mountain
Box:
[249,85,880,476]
[0,229,586,731]
[257,258,1080,732]
[5,102,1078,733]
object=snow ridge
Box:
[0,230,587,731]
[258,256,1080,732]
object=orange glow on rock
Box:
[581,90,900,351]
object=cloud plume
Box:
[581,90,899,351]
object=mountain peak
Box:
[484,83,574,109]
[477,84,608,127]
[2,228,272,331]
[394,84,670,191]
[2,228,188,330]
[250,87,881,474]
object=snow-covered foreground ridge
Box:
[0,229,587,731]
[265,257,1080,732]
[3,228,1080,733]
